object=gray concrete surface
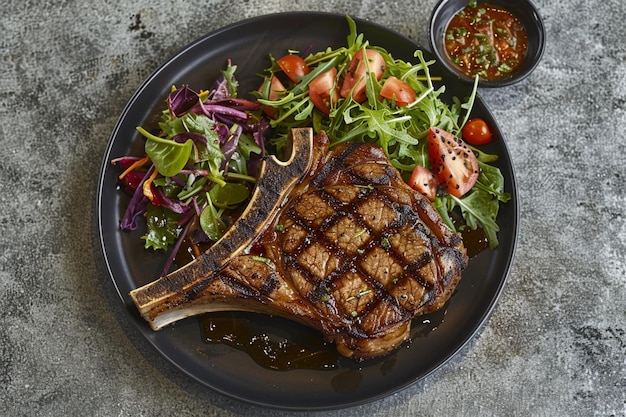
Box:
[1,0,625,416]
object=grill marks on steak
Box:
[261,141,467,357]
[130,128,468,360]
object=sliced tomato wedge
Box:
[427,127,479,198]
[340,49,386,103]
[380,76,417,106]
[258,75,286,118]
[308,67,339,115]
[408,165,438,201]
[276,54,310,84]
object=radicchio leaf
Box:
[220,124,242,168]
[172,131,207,145]
[150,185,190,214]
[168,85,199,118]
[211,76,231,101]
[247,117,269,177]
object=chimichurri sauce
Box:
[444,1,528,80]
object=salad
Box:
[256,17,509,246]
[113,16,509,276]
[112,62,268,275]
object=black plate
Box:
[97,11,518,411]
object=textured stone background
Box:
[1,0,625,416]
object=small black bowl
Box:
[429,0,546,87]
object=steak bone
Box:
[129,128,316,329]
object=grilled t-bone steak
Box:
[130,128,468,360]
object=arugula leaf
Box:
[221,63,239,97]
[236,134,262,161]
[434,160,510,249]
[475,160,511,203]
[359,107,418,153]
[451,190,501,248]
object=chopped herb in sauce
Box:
[444,2,528,80]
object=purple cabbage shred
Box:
[119,166,154,231]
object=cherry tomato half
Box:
[257,75,286,118]
[408,165,438,201]
[309,67,339,115]
[276,54,310,84]
[340,49,386,103]
[380,76,417,106]
[461,118,493,145]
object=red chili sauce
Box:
[444,1,528,80]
